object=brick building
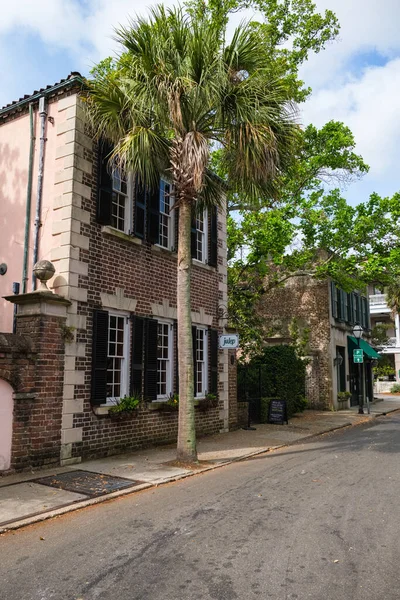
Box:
[0,73,239,471]
[258,275,378,410]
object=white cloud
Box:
[1,0,400,205]
[301,0,400,90]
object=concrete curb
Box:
[1,409,399,534]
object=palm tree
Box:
[85,5,299,463]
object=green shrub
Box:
[108,395,140,416]
[390,383,400,393]
[238,345,307,418]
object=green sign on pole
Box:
[353,349,363,363]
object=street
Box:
[2,413,400,600]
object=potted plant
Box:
[108,395,140,420]
[197,393,218,412]
[157,393,179,413]
[337,391,351,409]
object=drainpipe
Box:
[32,96,48,291]
[22,103,35,294]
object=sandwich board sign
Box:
[219,334,239,349]
[353,349,363,363]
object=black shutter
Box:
[348,293,354,325]
[208,207,218,267]
[144,318,158,401]
[330,281,338,319]
[209,328,219,395]
[134,178,146,238]
[191,215,197,259]
[174,321,179,393]
[96,141,113,225]
[339,289,346,321]
[192,326,197,395]
[91,310,109,405]
[131,316,144,396]
[147,181,160,244]
[361,296,368,329]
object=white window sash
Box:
[111,169,133,235]
[157,178,174,251]
[195,209,208,263]
[195,326,208,398]
[105,312,130,406]
[156,320,174,400]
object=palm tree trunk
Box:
[177,199,197,462]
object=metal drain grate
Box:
[36,470,141,497]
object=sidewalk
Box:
[1,399,399,533]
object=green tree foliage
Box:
[186,0,340,102]
[224,120,400,357]
[238,345,306,417]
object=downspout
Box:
[32,96,48,290]
[22,103,35,293]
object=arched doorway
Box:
[0,379,13,471]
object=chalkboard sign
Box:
[268,399,288,425]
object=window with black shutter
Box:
[192,325,198,394]
[96,141,113,225]
[144,318,158,401]
[134,178,147,238]
[147,183,160,245]
[331,281,338,319]
[130,316,144,396]
[347,293,354,324]
[209,329,219,396]
[91,310,109,405]
[208,207,218,267]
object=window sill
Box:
[146,399,201,410]
[151,244,177,257]
[92,405,112,416]
[101,226,142,245]
[192,259,215,272]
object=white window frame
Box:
[195,326,208,398]
[156,319,174,400]
[157,178,175,251]
[194,209,208,263]
[105,311,130,406]
[111,168,133,235]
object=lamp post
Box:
[353,324,364,414]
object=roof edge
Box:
[0,72,86,118]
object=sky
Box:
[1,0,400,207]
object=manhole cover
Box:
[36,470,141,497]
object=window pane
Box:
[157,322,172,397]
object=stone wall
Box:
[258,277,332,409]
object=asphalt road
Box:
[2,413,400,600]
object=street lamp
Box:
[353,324,364,414]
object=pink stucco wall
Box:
[0,378,13,471]
[0,99,61,332]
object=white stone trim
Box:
[217,197,230,431]
[101,288,137,312]
[191,307,213,326]
[151,299,177,320]
[52,94,92,464]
